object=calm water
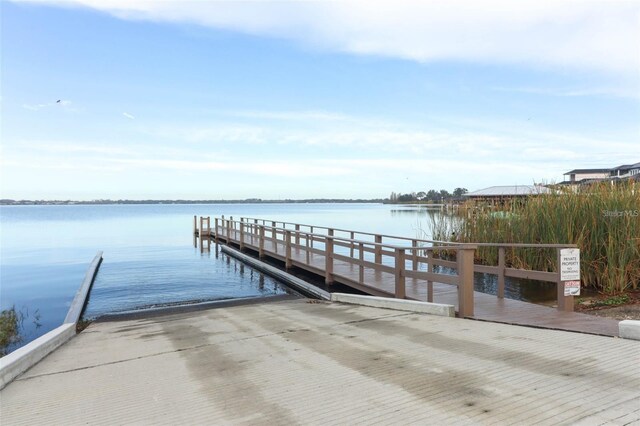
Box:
[0,203,554,355]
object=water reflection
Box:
[473,273,556,305]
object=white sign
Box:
[560,248,580,281]
[564,280,581,296]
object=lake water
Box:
[0,203,555,355]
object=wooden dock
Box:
[197,216,620,337]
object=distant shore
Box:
[0,198,385,206]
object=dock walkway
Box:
[2,300,638,425]
[209,217,620,337]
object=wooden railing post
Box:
[395,247,406,299]
[204,217,211,251]
[239,218,245,250]
[199,216,204,251]
[193,215,197,248]
[457,247,475,317]
[375,235,382,264]
[306,231,310,264]
[295,224,300,245]
[350,231,355,258]
[497,247,506,298]
[359,242,364,284]
[227,218,231,240]
[259,225,265,258]
[214,218,219,243]
[285,230,292,269]
[426,249,433,302]
[412,239,418,270]
[556,248,574,312]
[271,221,276,240]
[325,236,334,284]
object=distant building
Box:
[563,168,611,184]
[463,185,551,202]
[561,162,640,185]
[610,162,640,180]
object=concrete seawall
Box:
[0,251,103,390]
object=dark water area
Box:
[1,203,557,354]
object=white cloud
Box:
[492,86,640,99]
[22,103,49,111]
[22,99,76,111]
[12,0,640,75]
[122,112,135,119]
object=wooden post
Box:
[199,217,203,251]
[412,239,418,270]
[497,247,506,298]
[295,224,300,245]
[457,247,475,318]
[239,218,245,250]
[556,248,574,312]
[395,248,406,299]
[310,226,314,248]
[426,249,433,303]
[226,218,231,241]
[359,242,364,284]
[193,215,197,248]
[350,231,355,258]
[214,218,219,243]
[306,232,310,264]
[325,236,334,284]
[285,230,292,269]
[204,217,211,251]
[259,226,265,258]
[375,235,382,264]
[272,221,276,240]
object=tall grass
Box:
[0,306,22,357]
[430,181,640,294]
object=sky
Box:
[1,0,639,200]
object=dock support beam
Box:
[394,248,406,299]
[497,247,505,298]
[457,247,475,318]
[285,231,292,269]
[426,249,433,303]
[259,226,265,258]
[325,236,334,285]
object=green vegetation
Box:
[592,294,631,307]
[0,307,23,357]
[388,188,468,203]
[430,181,639,294]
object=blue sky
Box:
[2,0,639,200]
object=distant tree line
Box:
[387,188,468,203]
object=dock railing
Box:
[201,216,578,316]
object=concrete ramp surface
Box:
[1,300,639,425]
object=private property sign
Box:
[560,248,581,296]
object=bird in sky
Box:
[56,100,61,103]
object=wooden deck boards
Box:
[216,228,620,337]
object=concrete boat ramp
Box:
[2,298,639,425]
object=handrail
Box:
[208,216,578,314]
[221,219,475,251]
[240,216,451,245]
[240,216,576,249]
